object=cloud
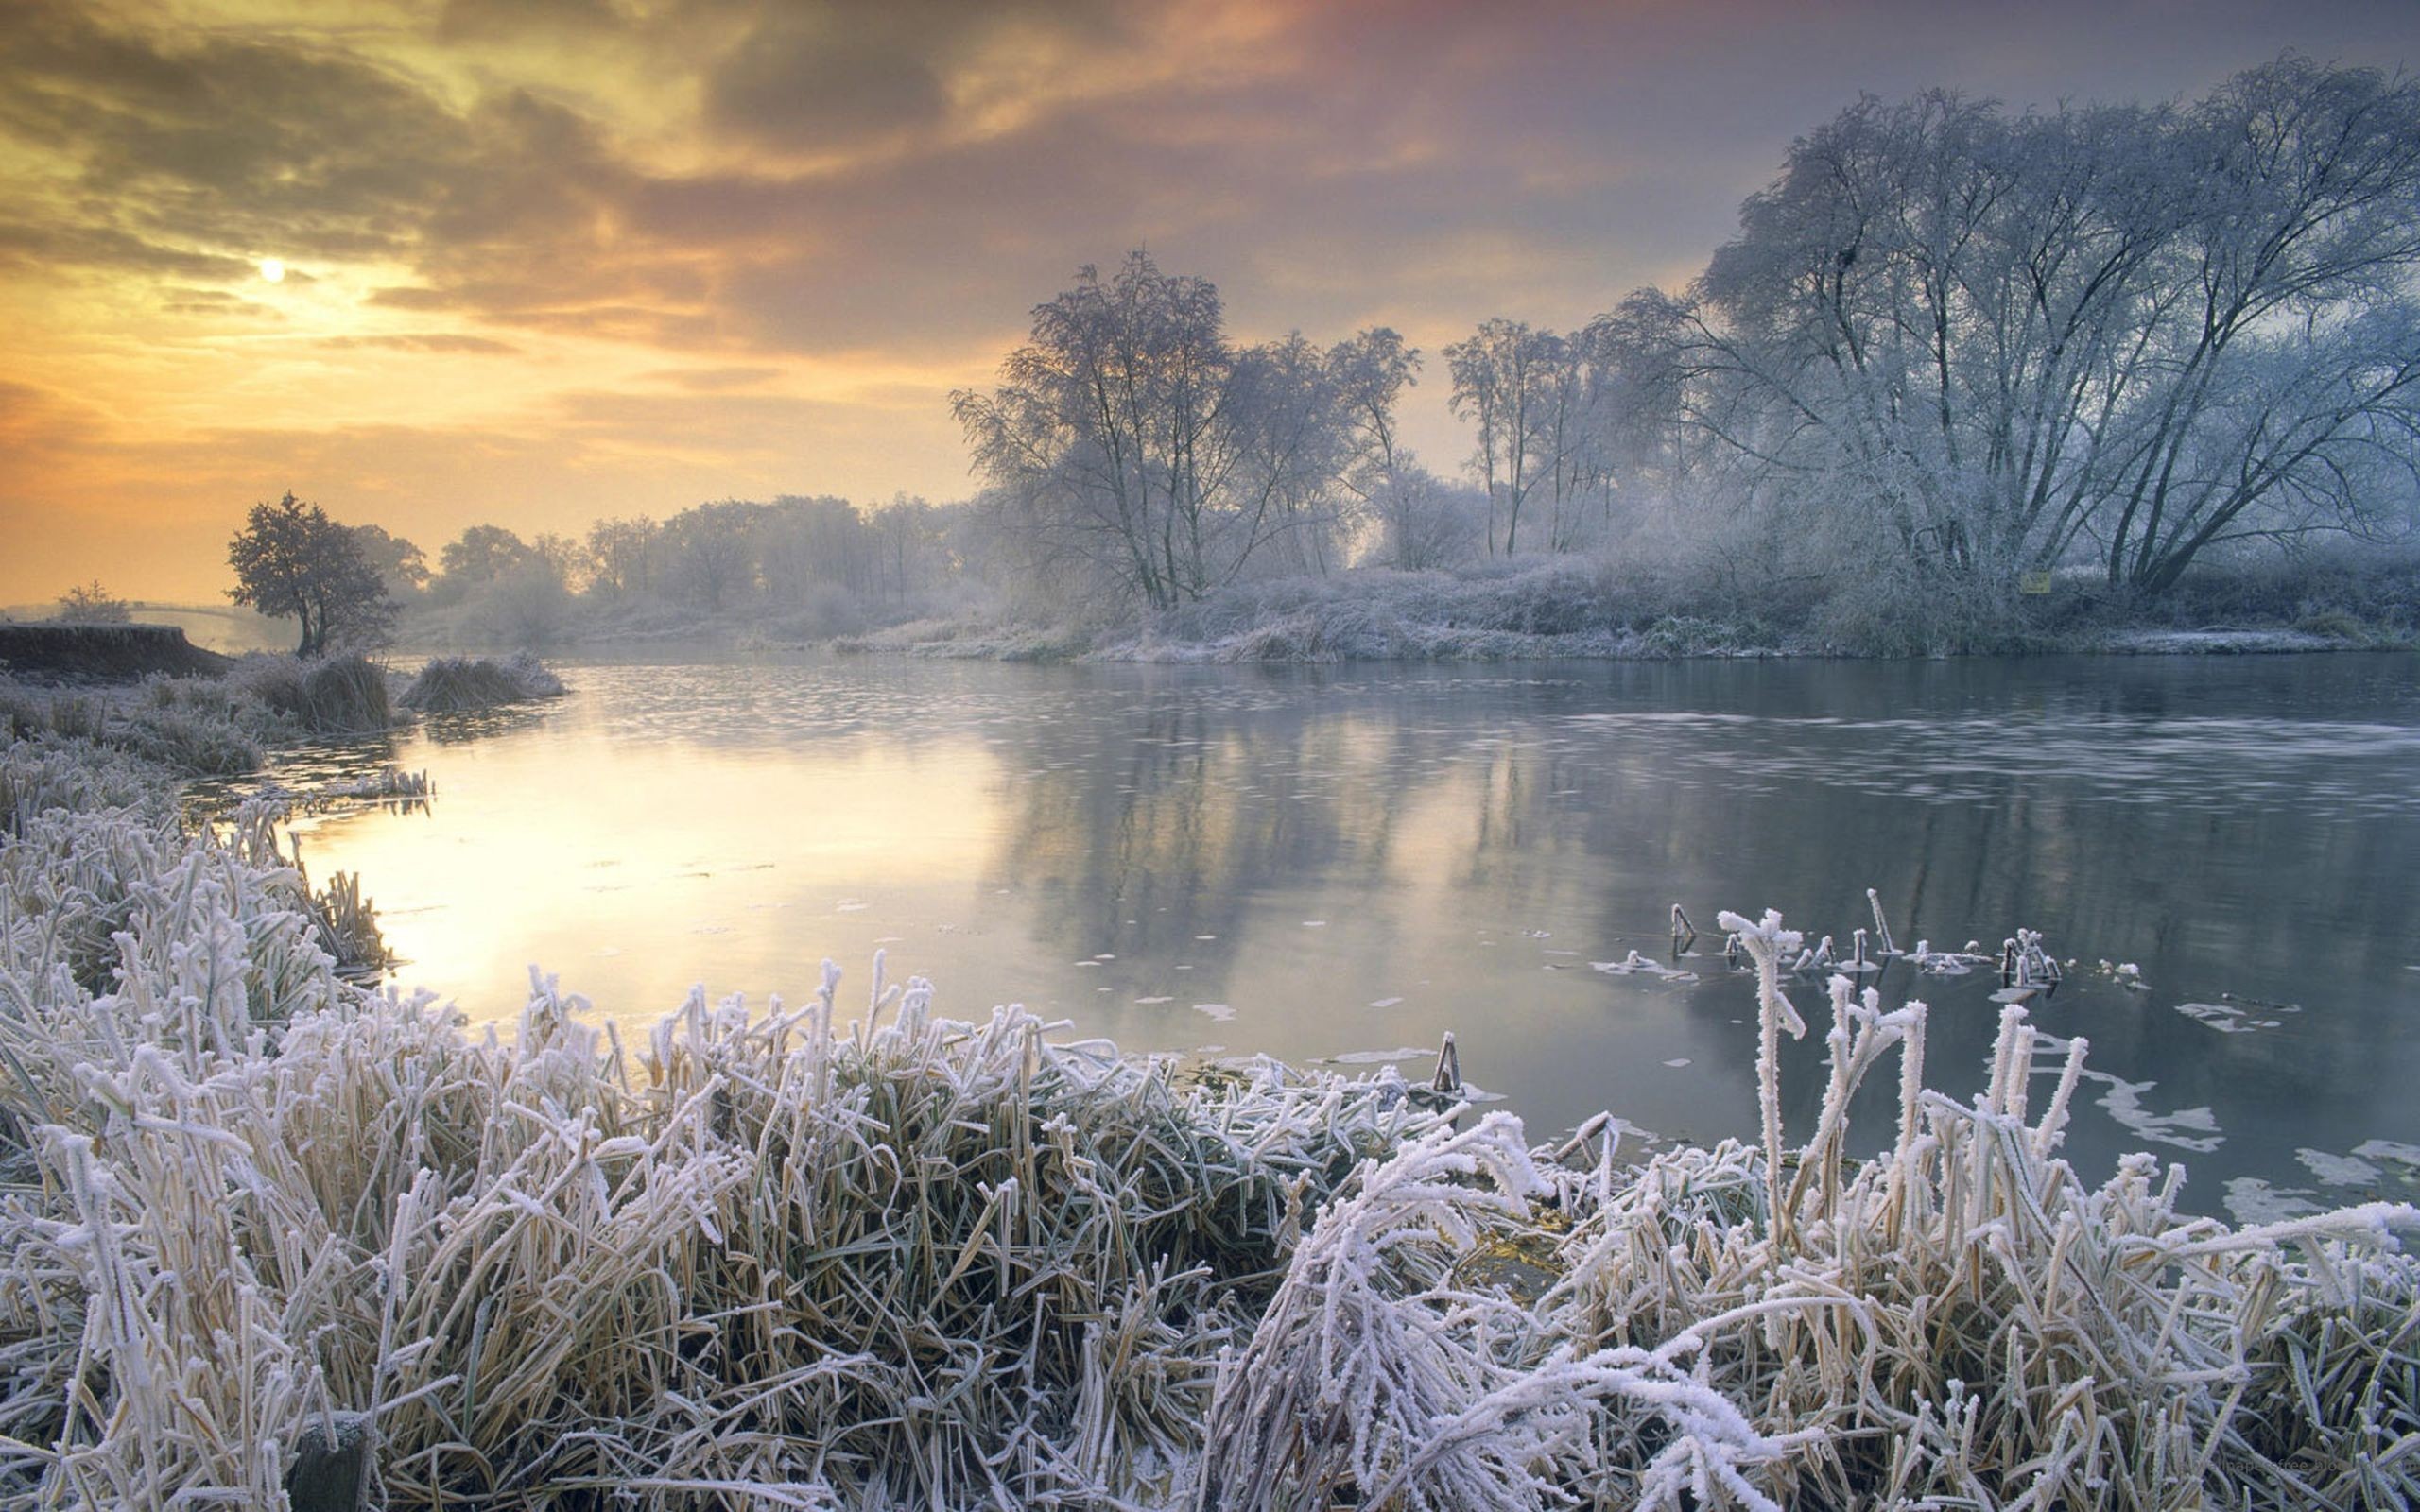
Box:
[316,332,524,354]
[5,0,2419,601]
[639,365,787,390]
[0,219,254,280]
[0,3,469,270]
[703,5,952,152]
[436,0,625,43]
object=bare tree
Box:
[956,251,1350,611]
[1610,59,2420,593]
[55,581,131,624]
[1445,319,1562,556]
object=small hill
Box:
[0,622,235,681]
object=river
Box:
[281,649,2420,1221]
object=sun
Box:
[259,257,285,284]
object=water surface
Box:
[284,651,2420,1219]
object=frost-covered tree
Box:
[347,524,429,602]
[582,515,660,598]
[955,251,1362,610]
[661,499,764,611]
[1229,332,1357,576]
[868,494,952,600]
[433,524,533,600]
[1612,58,2420,593]
[1329,328,1425,560]
[226,492,394,655]
[1357,456,1487,572]
[1445,319,1556,557]
[1444,319,1628,557]
[54,580,131,624]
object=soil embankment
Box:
[0,622,234,681]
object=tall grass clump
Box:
[0,736,166,833]
[0,677,266,777]
[232,652,396,735]
[398,653,565,713]
[1195,908,2420,1509]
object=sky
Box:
[5,0,2418,604]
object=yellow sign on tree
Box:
[2018,570,2054,595]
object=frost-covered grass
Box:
[1202,911,2420,1509]
[397,653,567,713]
[841,563,1781,664]
[834,615,1106,662]
[1,733,2415,1508]
[0,676,268,776]
[230,651,398,735]
[0,650,416,779]
[839,552,2420,663]
[0,735,1437,1506]
[0,647,569,790]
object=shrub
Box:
[397,653,565,713]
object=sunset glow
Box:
[3,0,2414,602]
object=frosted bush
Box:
[398,653,567,713]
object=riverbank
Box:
[3,725,2415,1506]
[0,621,233,679]
[829,558,2418,664]
[359,551,2420,664]
[0,648,563,782]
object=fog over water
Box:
[284,650,2420,1219]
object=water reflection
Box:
[283,650,2420,1217]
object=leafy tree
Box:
[227,491,394,655]
[55,580,131,624]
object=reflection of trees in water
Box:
[995,698,1411,978]
[980,661,2420,1184]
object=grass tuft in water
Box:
[399,654,567,713]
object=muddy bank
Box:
[0,622,234,681]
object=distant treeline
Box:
[941,56,2420,645]
[366,494,980,644]
[189,57,2420,654]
